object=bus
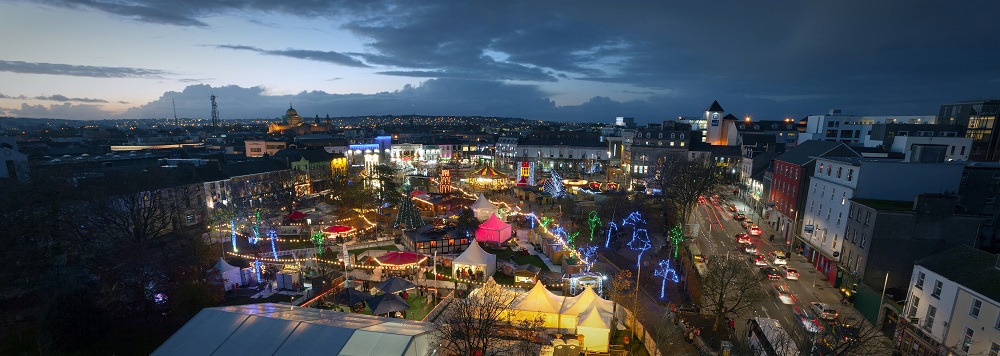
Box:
[747,317,799,356]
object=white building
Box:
[890,136,972,162]
[900,245,1000,355]
[798,110,938,145]
[800,157,964,285]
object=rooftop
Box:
[916,245,1000,303]
[852,198,913,211]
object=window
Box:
[916,272,925,289]
[961,146,966,155]
[909,295,919,317]
[860,233,866,248]
[837,167,842,178]
[971,298,982,318]
[818,163,824,174]
[988,342,999,356]
[931,280,942,298]
[996,312,1000,330]
[680,133,685,139]
[962,327,974,353]
[827,165,832,176]
[865,211,871,225]
[925,305,936,330]
[837,212,842,225]
[847,169,854,181]
[827,208,832,221]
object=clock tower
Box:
[705,100,726,145]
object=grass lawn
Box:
[610,329,651,356]
[483,247,549,271]
[317,294,436,321]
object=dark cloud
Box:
[34,94,108,103]
[215,45,370,68]
[0,60,170,78]
[0,102,116,119]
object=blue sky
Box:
[1,1,998,122]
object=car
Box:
[811,302,840,320]
[760,266,781,280]
[793,305,823,333]
[727,204,738,212]
[733,213,746,221]
[698,196,707,204]
[832,322,860,342]
[769,251,788,265]
[743,243,758,254]
[754,254,768,266]
[773,283,796,305]
[735,233,750,244]
[748,225,762,236]
[779,266,798,280]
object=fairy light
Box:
[587,211,601,242]
[577,245,598,272]
[267,229,279,260]
[604,221,619,248]
[254,259,263,283]
[230,220,238,253]
[653,259,679,299]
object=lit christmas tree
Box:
[669,225,685,258]
[394,195,426,230]
[544,170,566,197]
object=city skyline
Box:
[2,1,999,122]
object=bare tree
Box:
[606,269,648,340]
[648,153,720,226]
[813,316,895,355]
[435,280,543,356]
[701,255,767,331]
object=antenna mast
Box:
[172,99,178,127]
[210,93,219,128]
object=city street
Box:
[690,192,870,347]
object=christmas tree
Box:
[394,195,426,230]
[544,170,566,197]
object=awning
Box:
[324,225,355,234]
[285,211,307,220]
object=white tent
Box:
[452,240,496,280]
[210,258,242,291]
[509,282,577,333]
[153,303,438,356]
[507,285,613,349]
[469,193,498,221]
[574,304,612,352]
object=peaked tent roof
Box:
[478,213,509,231]
[514,282,564,314]
[453,240,495,265]
[576,304,611,329]
[561,286,613,315]
[367,293,410,315]
[212,258,240,273]
[707,100,725,112]
[469,166,507,178]
[470,193,497,210]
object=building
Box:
[219,160,294,212]
[798,109,937,146]
[244,139,287,158]
[771,141,861,246]
[842,194,984,304]
[939,99,1000,162]
[272,149,347,196]
[0,136,29,181]
[402,225,470,255]
[959,162,1000,250]
[899,245,1000,356]
[800,156,965,286]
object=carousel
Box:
[466,166,509,191]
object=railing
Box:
[421,290,455,323]
[617,307,664,356]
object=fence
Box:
[421,290,456,323]
[617,307,663,356]
[299,275,345,308]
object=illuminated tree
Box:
[653,260,679,299]
[668,225,685,258]
[587,210,601,242]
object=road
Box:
[690,193,857,349]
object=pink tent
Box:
[476,213,511,244]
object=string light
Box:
[577,245,598,272]
[267,229,279,260]
[669,225,684,258]
[653,259,679,299]
[605,221,619,248]
[230,220,238,253]
[587,211,601,242]
[254,259,263,283]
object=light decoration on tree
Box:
[254,259,263,283]
[541,216,554,227]
[604,221,619,248]
[567,231,580,246]
[249,210,261,245]
[628,228,652,268]
[551,226,568,245]
[543,170,566,197]
[578,245,598,272]
[622,211,647,228]
[587,211,601,242]
[311,230,325,247]
[230,220,238,253]
[669,225,685,258]
[267,228,279,260]
[653,259,679,299]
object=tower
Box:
[284,104,302,126]
[705,100,725,145]
[210,94,219,128]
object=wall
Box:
[854,161,964,201]
[943,288,1000,355]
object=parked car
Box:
[832,322,860,342]
[811,302,840,320]
[735,233,750,244]
[780,266,799,280]
[773,283,796,304]
[743,243,758,254]
[760,266,781,280]
[769,251,788,265]
[749,225,762,236]
[793,306,823,333]
[733,213,746,221]
[754,254,768,266]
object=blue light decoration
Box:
[552,226,569,245]
[627,228,652,267]
[530,212,536,229]
[249,210,261,245]
[604,221,619,248]
[253,259,263,283]
[653,259,679,299]
[622,211,647,228]
[577,245,598,272]
[230,220,238,253]
[267,228,279,260]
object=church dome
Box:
[286,106,298,117]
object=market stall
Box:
[451,240,496,281]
